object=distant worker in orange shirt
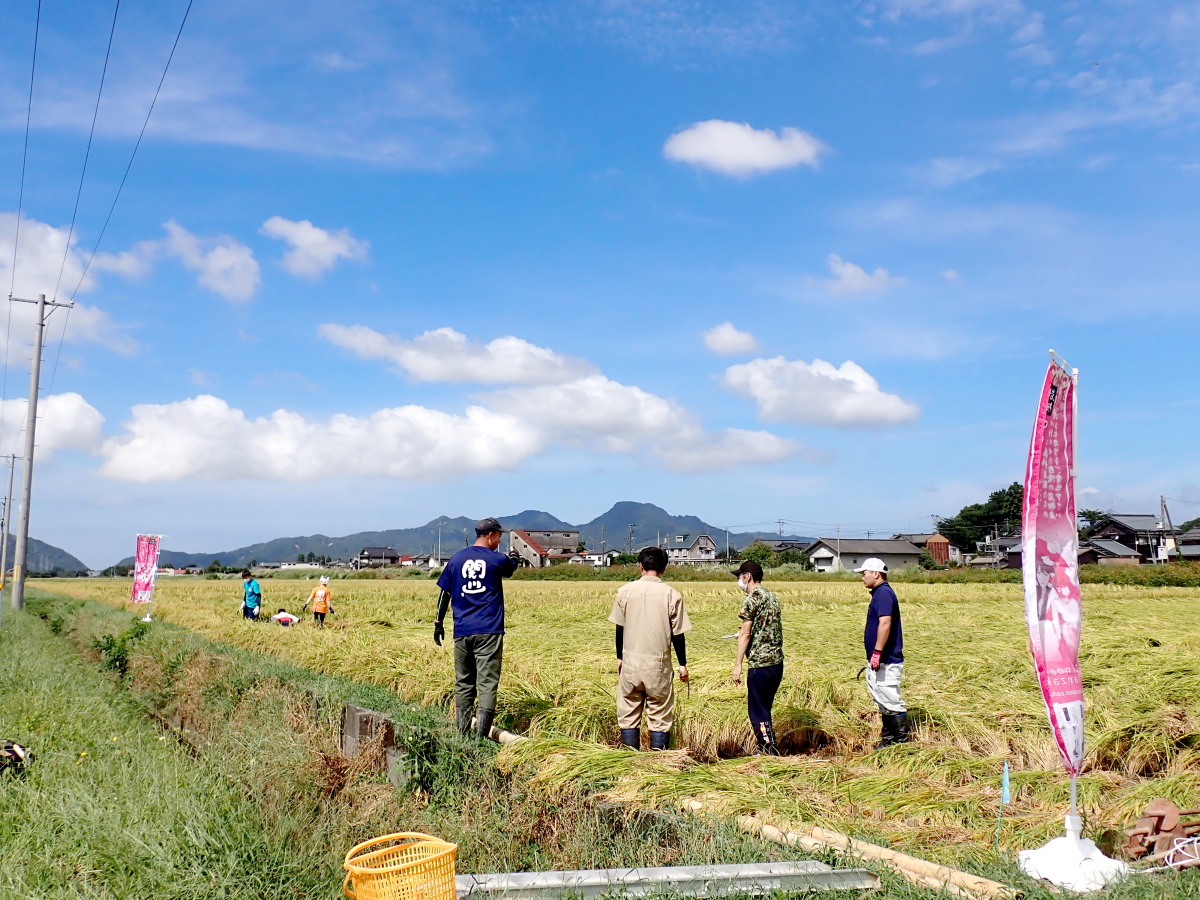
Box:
[302,576,335,628]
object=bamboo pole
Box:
[683,799,1017,900]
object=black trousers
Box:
[747,663,783,729]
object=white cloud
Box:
[824,254,902,294]
[95,386,795,482]
[723,357,920,427]
[663,120,825,178]
[0,392,104,458]
[98,395,542,483]
[0,212,138,353]
[319,324,595,385]
[488,374,798,470]
[160,220,260,302]
[260,216,369,279]
[701,322,759,355]
[942,268,961,281]
[96,336,802,481]
[925,156,1003,187]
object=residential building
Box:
[1176,528,1200,561]
[509,529,581,567]
[1085,514,1178,563]
[970,531,1022,568]
[757,538,810,553]
[569,549,622,567]
[804,538,922,574]
[357,547,401,568]
[892,532,961,564]
[657,533,718,565]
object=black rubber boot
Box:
[620,728,640,750]
[885,712,910,745]
[876,713,896,750]
[649,731,670,751]
[456,706,474,738]
[475,708,496,741]
[759,722,781,756]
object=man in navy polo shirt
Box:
[855,557,910,748]
[434,517,520,739]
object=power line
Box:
[52,0,122,302]
[47,0,195,399]
[67,0,196,307]
[2,0,42,460]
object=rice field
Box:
[45,576,1200,854]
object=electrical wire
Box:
[52,0,121,303]
[2,0,42,458]
[46,0,195,399]
[66,0,195,307]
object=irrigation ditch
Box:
[12,589,1200,899]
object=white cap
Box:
[853,557,888,574]
[320,575,330,584]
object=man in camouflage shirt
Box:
[730,560,784,755]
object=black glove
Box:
[508,551,521,565]
[433,621,445,646]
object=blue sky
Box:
[2,0,1199,567]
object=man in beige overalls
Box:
[609,546,692,751]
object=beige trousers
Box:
[617,654,675,732]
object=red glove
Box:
[869,651,882,670]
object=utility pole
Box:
[836,524,841,573]
[600,525,605,555]
[627,524,635,554]
[1161,496,1180,563]
[778,519,784,537]
[0,455,18,609]
[726,528,730,560]
[11,294,70,610]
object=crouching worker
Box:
[730,560,784,755]
[609,546,691,751]
[433,518,520,739]
[271,609,300,626]
[855,558,910,748]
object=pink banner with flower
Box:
[1022,362,1085,776]
[130,534,162,604]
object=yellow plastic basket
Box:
[343,832,458,900]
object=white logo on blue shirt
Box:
[462,559,487,594]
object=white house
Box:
[804,538,922,574]
[657,533,718,565]
[510,529,581,567]
[569,549,622,567]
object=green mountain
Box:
[116,503,810,568]
[1,535,90,574]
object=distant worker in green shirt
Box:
[730,560,784,755]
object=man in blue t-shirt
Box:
[241,570,262,620]
[855,557,910,748]
[434,518,520,739]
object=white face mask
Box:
[738,575,750,592]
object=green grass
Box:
[0,607,337,899]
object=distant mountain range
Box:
[117,501,813,568]
[1,534,90,574]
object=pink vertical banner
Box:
[130,534,162,604]
[1022,361,1084,776]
